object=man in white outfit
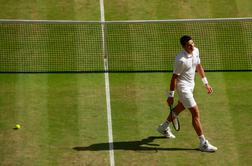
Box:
[157,35,217,152]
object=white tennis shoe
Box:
[199,140,218,152]
[157,125,175,138]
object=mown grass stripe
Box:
[195,73,239,165]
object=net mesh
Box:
[0,22,104,72]
[0,19,251,72]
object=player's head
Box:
[180,35,195,53]
[180,35,192,46]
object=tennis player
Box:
[157,35,217,152]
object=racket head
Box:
[169,105,180,131]
[172,116,180,131]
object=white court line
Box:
[100,0,115,166]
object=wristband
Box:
[201,77,208,85]
[168,91,175,97]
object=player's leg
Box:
[177,87,205,136]
[189,105,217,152]
[188,105,203,136]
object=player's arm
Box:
[196,64,213,94]
[167,74,178,106]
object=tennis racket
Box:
[169,105,180,131]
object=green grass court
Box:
[0,0,252,165]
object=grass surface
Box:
[0,0,100,20]
[0,74,109,165]
[105,0,252,20]
[0,0,252,165]
[0,72,251,165]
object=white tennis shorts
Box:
[176,86,197,108]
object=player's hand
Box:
[205,84,213,95]
[167,97,174,106]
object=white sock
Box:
[161,120,169,129]
[199,135,206,143]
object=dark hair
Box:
[180,35,192,46]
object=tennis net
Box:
[0,18,251,72]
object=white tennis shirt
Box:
[173,47,201,88]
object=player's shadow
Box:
[73,136,198,152]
